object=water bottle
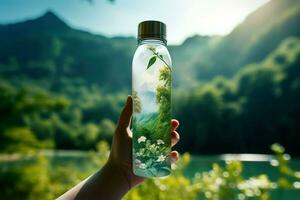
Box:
[132,20,172,177]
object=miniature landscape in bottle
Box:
[132,45,172,177]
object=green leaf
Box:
[147,56,156,70]
[271,143,285,154]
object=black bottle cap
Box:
[138,20,167,44]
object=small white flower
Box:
[149,144,156,150]
[138,136,147,143]
[135,159,141,165]
[157,139,165,145]
[139,163,146,169]
[157,155,166,162]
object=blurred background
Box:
[0,0,300,199]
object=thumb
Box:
[117,96,133,130]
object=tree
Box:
[132,90,142,113]
[156,66,171,143]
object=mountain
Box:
[169,35,217,87]
[0,11,70,34]
[0,10,216,91]
[190,0,300,80]
[0,0,299,90]
[0,10,136,91]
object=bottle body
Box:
[132,39,172,177]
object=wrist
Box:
[103,161,131,196]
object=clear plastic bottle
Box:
[132,21,172,177]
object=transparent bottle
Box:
[132,21,172,177]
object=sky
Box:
[0,0,270,44]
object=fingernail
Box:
[171,153,179,162]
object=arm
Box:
[57,162,130,200]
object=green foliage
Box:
[1,127,40,153]
[0,81,69,153]
[0,79,124,152]
[132,113,159,141]
[148,47,172,71]
[156,66,172,143]
[0,155,51,200]
[133,137,171,177]
[271,143,300,189]
[0,135,299,200]
[1,5,299,155]
[147,56,157,69]
[99,118,116,143]
[175,37,300,155]
[0,141,110,200]
[126,144,300,200]
[132,90,142,113]
[125,153,197,200]
[193,161,273,200]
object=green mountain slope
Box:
[175,37,300,154]
[0,11,136,91]
[192,0,300,80]
[0,11,214,90]
[0,0,299,89]
[169,35,217,87]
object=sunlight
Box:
[221,154,273,162]
[182,0,270,39]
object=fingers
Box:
[171,119,179,132]
[171,119,180,147]
[171,120,180,163]
[170,151,179,163]
[171,131,180,147]
[117,96,133,130]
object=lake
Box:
[2,151,300,180]
[186,154,300,180]
[1,151,300,199]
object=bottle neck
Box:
[138,39,167,46]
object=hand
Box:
[108,95,180,188]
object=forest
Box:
[0,0,300,199]
[1,0,300,155]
